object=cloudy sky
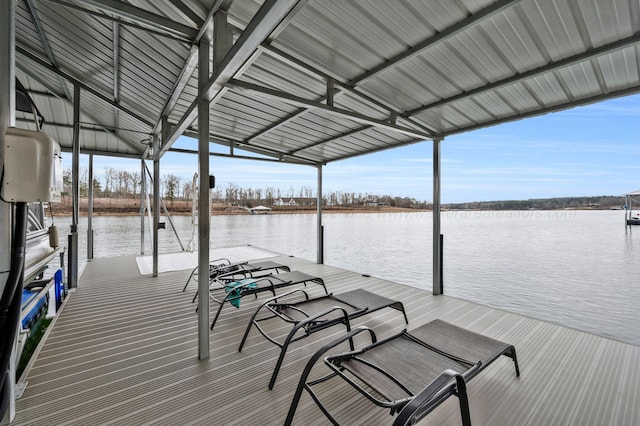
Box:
[66,94,640,204]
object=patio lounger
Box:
[209,271,328,331]
[238,288,409,389]
[183,258,290,299]
[285,319,520,426]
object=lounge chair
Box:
[238,288,409,389]
[183,258,290,299]
[285,319,520,425]
[209,271,328,331]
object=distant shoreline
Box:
[49,198,427,217]
[49,196,624,217]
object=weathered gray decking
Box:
[13,250,640,425]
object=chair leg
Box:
[238,305,263,352]
[268,320,311,390]
[455,375,472,426]
[509,346,520,377]
[210,300,226,331]
[183,273,194,292]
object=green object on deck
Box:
[225,279,258,308]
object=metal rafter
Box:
[24,0,138,156]
[16,117,151,134]
[113,21,120,138]
[166,0,204,27]
[407,32,640,118]
[17,48,150,155]
[65,0,198,40]
[169,146,315,165]
[289,126,373,155]
[180,130,318,165]
[242,0,521,144]
[24,0,72,100]
[46,0,191,42]
[16,65,145,154]
[335,137,425,163]
[349,0,523,87]
[227,79,433,140]
[443,85,640,137]
[247,43,438,148]
[161,0,303,157]
[17,46,154,127]
[151,0,229,136]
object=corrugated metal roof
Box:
[12,0,640,165]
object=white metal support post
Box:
[140,159,145,254]
[87,154,94,260]
[197,18,213,360]
[0,0,16,300]
[317,164,324,264]
[68,84,80,289]
[152,134,160,277]
[0,1,16,423]
[432,138,443,295]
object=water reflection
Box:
[52,210,640,346]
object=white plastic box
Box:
[2,127,63,202]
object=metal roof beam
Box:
[252,44,438,141]
[443,85,640,137]
[152,1,229,135]
[17,46,155,128]
[113,21,121,139]
[335,137,425,163]
[168,147,316,166]
[161,0,302,156]
[407,32,640,117]
[166,0,205,27]
[289,126,373,155]
[17,66,146,154]
[227,79,432,140]
[58,146,143,159]
[70,0,198,40]
[47,0,191,42]
[238,0,516,144]
[24,0,73,101]
[350,0,523,87]
[180,130,318,165]
[16,117,152,134]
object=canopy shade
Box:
[13,0,640,164]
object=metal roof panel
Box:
[10,0,640,164]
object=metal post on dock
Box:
[140,159,145,254]
[317,164,324,264]
[432,138,443,295]
[196,16,214,361]
[68,83,80,289]
[0,2,17,422]
[153,134,160,278]
[87,154,94,260]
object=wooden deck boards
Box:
[13,250,640,425]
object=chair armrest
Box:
[284,326,379,426]
[289,305,353,334]
[393,361,482,426]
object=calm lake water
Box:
[52,210,640,346]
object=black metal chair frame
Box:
[185,259,291,303]
[238,288,409,389]
[285,321,520,425]
[208,271,328,331]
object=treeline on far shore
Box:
[446,195,626,211]
[59,167,628,214]
[49,193,628,216]
[58,167,430,212]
